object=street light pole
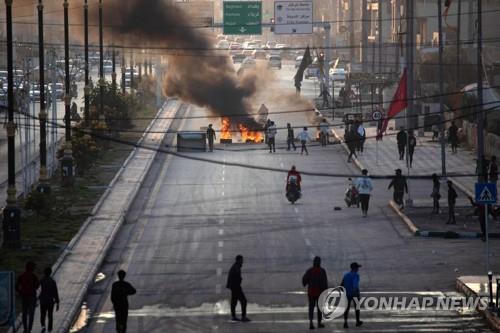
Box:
[37,0,50,193]
[84,0,90,127]
[62,0,74,187]
[121,51,126,94]
[438,0,447,177]
[99,0,104,117]
[2,0,21,248]
[477,0,484,183]
[112,47,116,90]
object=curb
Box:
[456,278,500,332]
[388,200,420,236]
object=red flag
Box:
[377,69,408,138]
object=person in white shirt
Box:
[267,121,277,153]
[296,127,312,155]
[355,169,373,217]
[356,123,366,153]
[319,119,330,147]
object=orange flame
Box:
[220,117,232,140]
[238,123,264,143]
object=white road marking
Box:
[305,238,311,247]
[280,162,284,168]
[217,268,222,276]
[297,217,304,223]
[221,191,224,196]
[218,241,224,248]
[217,253,223,262]
[310,253,315,260]
[219,229,224,236]
[294,207,299,213]
[222,176,225,182]
[216,284,221,294]
[219,219,224,225]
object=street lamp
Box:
[37,0,50,194]
[2,0,21,248]
[99,0,104,117]
[62,0,74,187]
[84,0,90,127]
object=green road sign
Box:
[223,1,262,35]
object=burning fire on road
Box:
[220,117,264,144]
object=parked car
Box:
[252,49,267,60]
[267,55,282,69]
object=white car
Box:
[267,56,282,69]
[216,40,230,49]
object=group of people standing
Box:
[396,127,417,167]
[227,255,364,330]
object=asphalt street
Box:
[78,64,499,332]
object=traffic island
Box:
[456,276,500,332]
[389,199,500,239]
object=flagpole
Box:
[405,0,414,206]
[438,0,447,177]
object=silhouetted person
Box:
[408,130,416,168]
[227,255,250,322]
[17,261,39,333]
[287,123,297,151]
[388,169,408,209]
[396,127,407,160]
[111,270,136,333]
[490,156,498,187]
[448,121,458,153]
[431,173,441,214]
[267,121,277,153]
[319,85,330,108]
[346,129,358,163]
[302,256,328,330]
[207,124,216,152]
[447,181,457,224]
[342,263,363,328]
[39,267,59,333]
[356,169,373,217]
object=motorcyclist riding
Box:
[287,166,302,192]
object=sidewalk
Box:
[9,99,180,333]
[456,275,500,331]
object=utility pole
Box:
[62,0,74,187]
[121,51,126,94]
[112,47,116,89]
[130,53,134,93]
[2,0,21,248]
[438,0,447,177]
[349,0,355,64]
[38,0,50,193]
[405,0,415,205]
[99,0,104,117]
[477,0,484,183]
[84,0,90,127]
[378,0,383,74]
[456,0,461,90]
[362,0,368,72]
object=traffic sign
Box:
[223,1,262,35]
[274,1,313,34]
[371,110,382,121]
[475,183,497,204]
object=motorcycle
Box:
[344,178,359,208]
[286,178,301,204]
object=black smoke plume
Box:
[94,0,260,128]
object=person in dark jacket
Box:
[226,255,250,322]
[17,261,39,333]
[431,173,441,214]
[346,129,358,163]
[302,256,328,330]
[396,127,407,160]
[408,130,417,167]
[287,123,297,151]
[206,124,216,152]
[388,169,408,208]
[111,270,136,333]
[39,267,59,333]
[447,181,457,224]
[490,155,498,187]
[448,121,459,153]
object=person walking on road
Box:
[227,255,250,322]
[111,270,137,333]
[408,130,417,168]
[448,121,459,154]
[396,127,407,161]
[341,262,363,329]
[356,169,373,217]
[490,156,498,188]
[447,181,457,224]
[39,267,59,333]
[319,119,330,147]
[206,124,216,152]
[267,121,277,153]
[357,123,366,153]
[17,262,39,333]
[297,127,312,155]
[286,123,297,151]
[264,119,272,144]
[302,256,328,330]
[388,169,408,209]
[346,129,358,163]
[319,84,331,108]
[431,173,441,214]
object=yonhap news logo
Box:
[318,287,348,320]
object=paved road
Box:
[77,66,499,332]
